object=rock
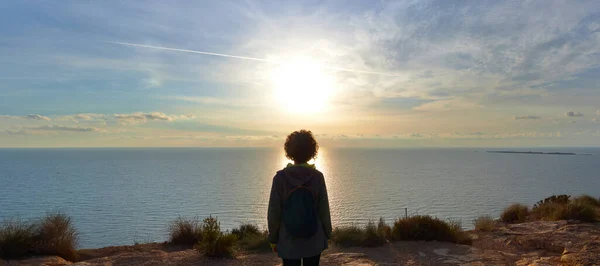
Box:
[516,256,556,266]
[561,240,600,266]
[6,256,71,266]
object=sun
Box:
[270,59,335,114]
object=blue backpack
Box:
[282,183,319,238]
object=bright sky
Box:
[1,1,600,147]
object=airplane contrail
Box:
[106,41,395,76]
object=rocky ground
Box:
[2,220,598,266]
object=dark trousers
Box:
[282,253,321,266]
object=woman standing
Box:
[267,130,332,266]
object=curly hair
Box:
[284,130,319,164]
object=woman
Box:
[267,130,332,266]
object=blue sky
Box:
[1,0,600,147]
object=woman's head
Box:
[284,130,319,164]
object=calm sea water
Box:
[1,147,599,248]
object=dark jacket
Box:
[267,166,332,259]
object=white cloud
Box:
[514,116,541,120]
[566,111,584,117]
[0,114,51,121]
[25,114,51,121]
[113,112,195,124]
[27,125,99,132]
[74,114,94,120]
[413,99,481,112]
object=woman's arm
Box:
[319,176,332,239]
[267,174,282,243]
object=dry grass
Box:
[331,225,364,247]
[391,215,471,245]
[0,219,37,259]
[331,219,387,248]
[532,200,598,222]
[376,217,392,240]
[500,204,529,223]
[34,212,79,261]
[473,215,495,231]
[572,195,600,207]
[0,213,79,261]
[168,216,202,247]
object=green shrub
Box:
[34,213,79,261]
[473,215,495,231]
[168,216,202,246]
[0,219,37,259]
[391,215,471,244]
[196,216,236,258]
[231,223,260,240]
[573,195,600,207]
[500,204,529,223]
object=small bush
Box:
[530,194,599,222]
[231,223,260,240]
[168,216,202,246]
[331,225,363,247]
[533,201,598,222]
[331,221,387,248]
[534,195,570,209]
[237,231,270,252]
[34,213,79,261]
[391,215,471,244]
[362,220,387,247]
[500,204,529,223]
[376,217,391,240]
[0,219,37,259]
[573,195,600,207]
[196,216,236,258]
[473,215,495,231]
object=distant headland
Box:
[487,150,578,155]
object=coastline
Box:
[4,220,599,265]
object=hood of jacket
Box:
[281,165,321,187]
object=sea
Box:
[1,147,598,248]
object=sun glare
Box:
[270,59,335,114]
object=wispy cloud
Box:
[1,114,52,121]
[113,112,195,124]
[25,114,51,121]
[107,41,396,76]
[27,125,99,132]
[1,1,600,147]
[515,116,542,120]
[566,111,584,117]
